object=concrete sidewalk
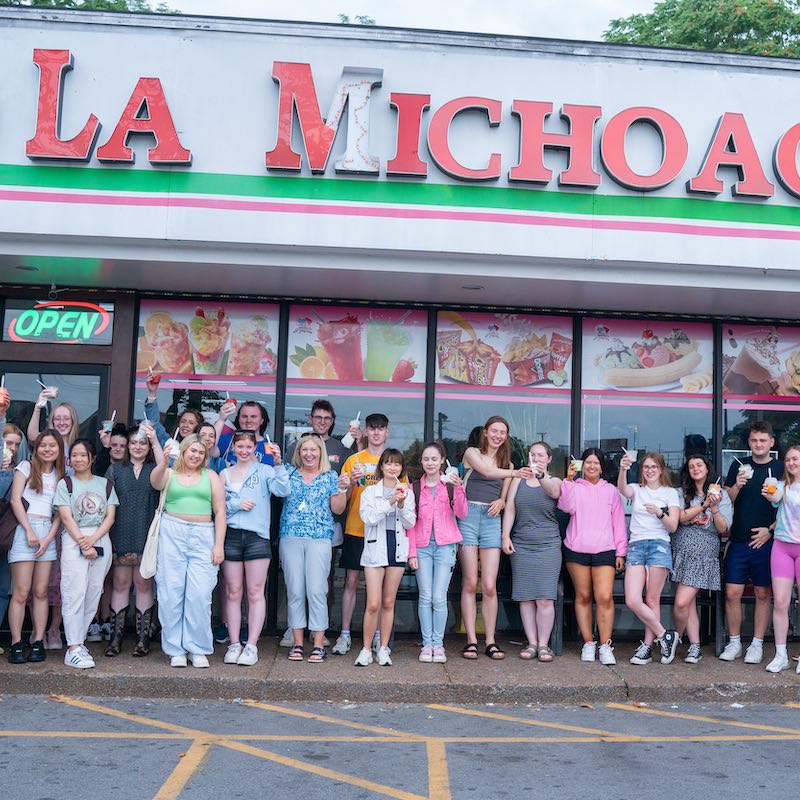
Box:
[4,636,800,705]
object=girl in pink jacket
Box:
[557,447,627,666]
[408,442,467,664]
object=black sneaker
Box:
[28,640,46,663]
[629,641,653,665]
[659,629,680,664]
[7,641,27,664]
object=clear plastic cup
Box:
[101,419,114,433]
[570,458,584,473]
[739,464,754,480]
[765,477,779,495]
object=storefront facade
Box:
[1,9,799,633]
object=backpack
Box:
[411,478,455,511]
[65,475,114,500]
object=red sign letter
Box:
[427,97,502,181]
[25,49,100,161]
[96,78,191,164]
[387,93,430,177]
[600,107,688,190]
[774,123,800,198]
[688,113,774,197]
[510,101,601,187]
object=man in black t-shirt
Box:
[720,422,784,664]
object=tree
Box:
[3,0,177,12]
[604,0,800,57]
[337,13,376,25]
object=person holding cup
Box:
[214,400,275,467]
[619,450,682,665]
[502,441,562,661]
[27,387,79,460]
[720,421,784,664]
[558,448,627,666]
[763,444,800,673]
[671,455,732,664]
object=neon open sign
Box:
[3,300,113,345]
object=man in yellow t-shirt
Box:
[331,413,389,655]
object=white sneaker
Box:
[580,641,597,662]
[189,653,210,668]
[77,645,95,665]
[719,640,743,661]
[86,623,102,643]
[432,646,447,664]
[170,654,188,668]
[64,647,95,669]
[419,645,434,663]
[332,633,352,655]
[766,652,790,673]
[224,642,243,664]
[279,628,293,647]
[237,644,259,666]
[598,640,616,666]
[377,646,392,666]
[354,647,373,666]
[744,641,764,664]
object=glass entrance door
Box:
[0,363,109,444]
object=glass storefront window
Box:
[433,310,573,474]
[283,304,427,462]
[133,300,280,439]
[722,323,800,471]
[581,317,714,480]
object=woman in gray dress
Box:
[671,454,732,664]
[502,441,563,661]
[104,425,164,657]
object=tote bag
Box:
[139,469,171,580]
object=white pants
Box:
[280,536,331,632]
[60,528,112,647]
[156,514,219,657]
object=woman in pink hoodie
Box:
[408,442,467,664]
[557,448,627,666]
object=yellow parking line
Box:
[438,734,800,743]
[243,699,419,739]
[607,703,800,734]
[153,739,212,800]
[427,704,634,739]
[220,738,428,800]
[426,740,451,800]
[785,703,800,709]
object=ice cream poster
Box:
[435,311,573,389]
[136,300,279,378]
[723,324,800,397]
[287,305,427,384]
[582,318,713,393]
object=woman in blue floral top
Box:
[279,434,348,662]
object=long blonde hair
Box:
[785,445,800,487]
[46,402,79,446]
[173,433,210,473]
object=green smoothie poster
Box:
[287,305,427,384]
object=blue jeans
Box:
[415,540,457,647]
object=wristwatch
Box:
[658,509,666,519]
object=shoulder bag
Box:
[139,469,171,580]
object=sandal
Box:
[485,643,506,660]
[537,646,555,662]
[308,646,327,663]
[519,645,537,660]
[287,645,305,661]
[462,642,479,660]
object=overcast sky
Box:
[171,0,658,42]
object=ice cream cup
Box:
[444,465,460,483]
[739,464,754,480]
[707,483,722,499]
[570,458,584,473]
[47,386,59,399]
[623,448,639,467]
[3,447,11,462]
[135,420,152,441]
[101,419,114,433]
[163,436,179,458]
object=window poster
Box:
[722,324,800,398]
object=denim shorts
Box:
[7,518,57,564]
[223,527,271,562]
[458,502,502,549]
[626,538,673,569]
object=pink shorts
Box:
[770,538,800,581]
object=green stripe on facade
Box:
[2,162,800,227]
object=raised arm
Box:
[463,447,532,481]
[617,453,635,499]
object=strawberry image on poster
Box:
[391,359,416,382]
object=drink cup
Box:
[707,483,722,500]
[623,449,638,468]
[765,477,779,495]
[135,420,152,441]
[444,465,460,483]
[47,386,59,399]
[101,419,114,433]
[570,458,584,473]
[3,446,11,462]
[163,436,179,458]
[739,464,754,480]
[341,415,361,449]
[351,463,365,485]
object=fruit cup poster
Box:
[287,306,427,384]
[435,311,573,389]
[722,324,800,397]
[582,318,714,394]
[136,300,280,378]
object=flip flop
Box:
[288,645,305,661]
[462,642,479,660]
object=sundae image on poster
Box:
[136,301,278,377]
[287,305,427,383]
[723,324,800,396]
[582,319,713,393]
[435,310,573,389]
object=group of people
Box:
[2,376,798,673]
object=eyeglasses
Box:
[310,415,333,422]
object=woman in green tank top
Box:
[150,434,226,668]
